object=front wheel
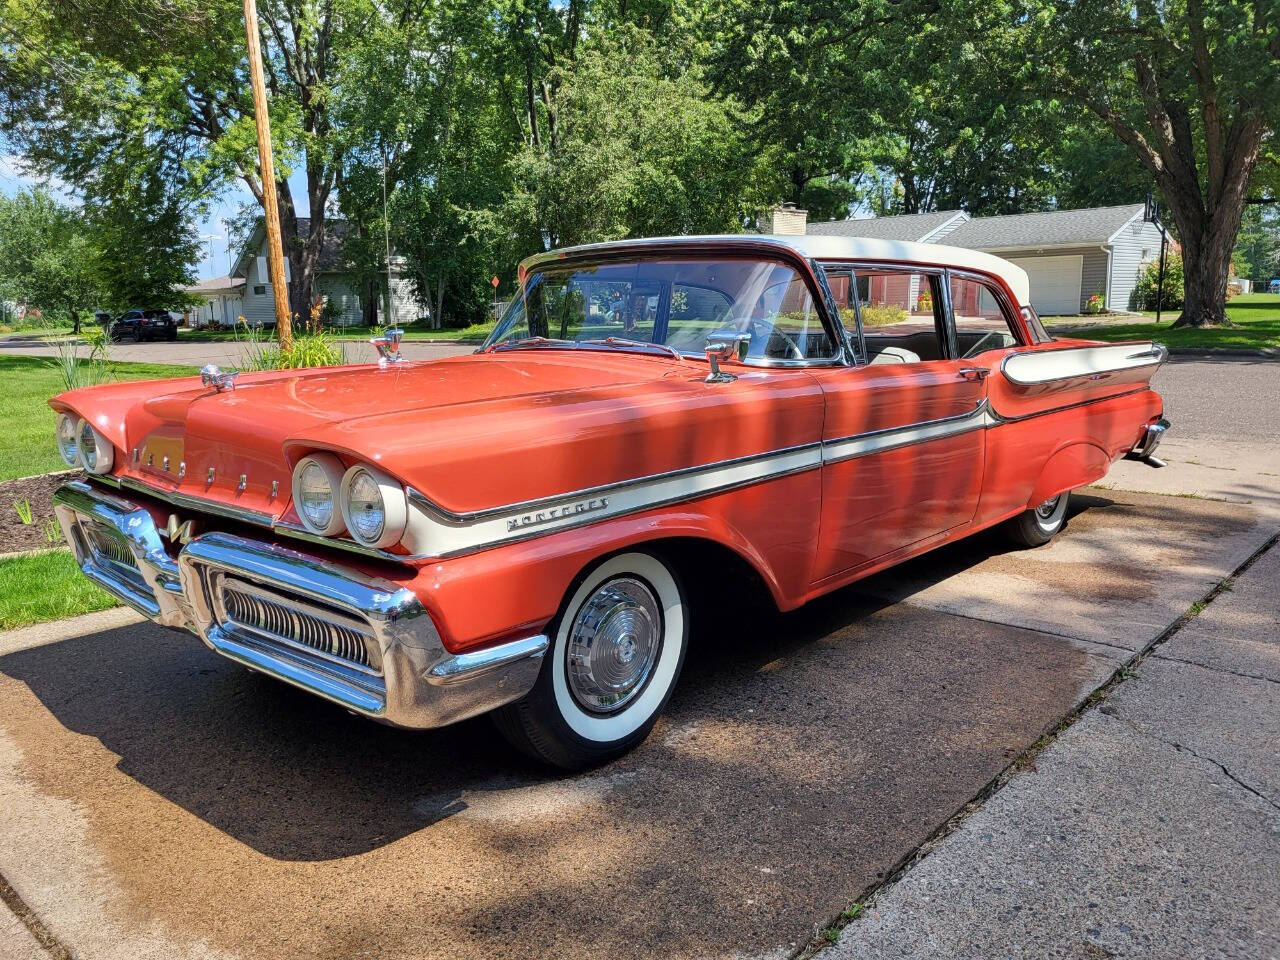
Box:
[493,550,688,770]
[1005,490,1070,547]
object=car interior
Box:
[824,267,1020,365]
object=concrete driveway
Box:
[0,358,1276,959]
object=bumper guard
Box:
[52,480,548,728]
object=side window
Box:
[853,269,946,364]
[949,275,1021,358]
[753,274,836,361]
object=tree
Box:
[0,0,355,323]
[502,29,761,247]
[1025,0,1280,326]
[1232,205,1280,283]
[0,189,102,333]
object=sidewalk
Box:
[828,538,1280,959]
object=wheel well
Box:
[642,536,779,619]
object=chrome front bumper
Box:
[53,481,548,729]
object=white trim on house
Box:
[917,212,970,244]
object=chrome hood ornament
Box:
[200,364,239,392]
[371,327,404,367]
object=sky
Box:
[0,151,311,281]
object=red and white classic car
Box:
[50,236,1169,768]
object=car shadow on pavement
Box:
[0,507,1095,864]
[0,510,1126,958]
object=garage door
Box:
[1007,255,1083,315]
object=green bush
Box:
[236,320,347,370]
[1135,253,1184,310]
[856,304,910,327]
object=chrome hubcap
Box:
[1035,495,1062,521]
[566,577,662,714]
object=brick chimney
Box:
[764,202,808,236]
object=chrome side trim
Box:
[403,442,824,558]
[823,401,995,465]
[1000,342,1168,386]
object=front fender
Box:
[407,477,816,654]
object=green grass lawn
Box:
[0,549,117,629]
[0,356,200,483]
[178,320,495,344]
[1046,293,1280,350]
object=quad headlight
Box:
[76,419,114,474]
[340,463,407,549]
[291,453,347,536]
[56,414,80,467]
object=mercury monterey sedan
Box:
[50,236,1169,769]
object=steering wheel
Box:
[961,330,1006,359]
[748,318,805,361]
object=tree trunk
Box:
[1174,218,1233,327]
[70,309,81,335]
[432,271,448,330]
[362,278,378,327]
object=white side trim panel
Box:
[402,444,823,558]
[823,403,993,465]
[1001,342,1167,386]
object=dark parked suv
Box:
[109,309,178,342]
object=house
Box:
[184,275,245,329]
[228,218,419,328]
[805,203,1167,315]
[806,209,968,245]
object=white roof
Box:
[526,234,1030,305]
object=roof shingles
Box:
[942,204,1145,250]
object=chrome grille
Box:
[84,521,138,570]
[218,577,377,672]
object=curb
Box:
[1166,347,1279,359]
[0,606,140,654]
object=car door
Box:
[806,265,1001,583]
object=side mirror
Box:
[704,332,749,383]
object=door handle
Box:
[958,367,990,381]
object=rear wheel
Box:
[493,550,688,770]
[1005,490,1070,547]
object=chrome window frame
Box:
[819,259,953,362]
[943,267,1031,351]
[492,239,853,369]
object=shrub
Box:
[1135,253,1184,310]
[236,319,346,370]
[858,304,910,327]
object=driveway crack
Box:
[1148,651,1280,687]
[1107,712,1280,815]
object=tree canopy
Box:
[2,0,1277,327]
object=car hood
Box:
[53,349,825,530]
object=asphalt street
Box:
[0,356,1275,959]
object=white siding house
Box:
[183,275,245,328]
[231,218,420,328]
[807,203,1168,314]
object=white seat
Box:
[869,346,921,365]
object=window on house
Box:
[253,285,266,296]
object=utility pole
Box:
[381,150,394,329]
[243,0,293,349]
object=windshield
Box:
[486,256,839,361]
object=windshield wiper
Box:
[488,336,578,353]
[580,337,682,360]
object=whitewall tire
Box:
[493,550,688,770]
[1006,490,1070,547]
